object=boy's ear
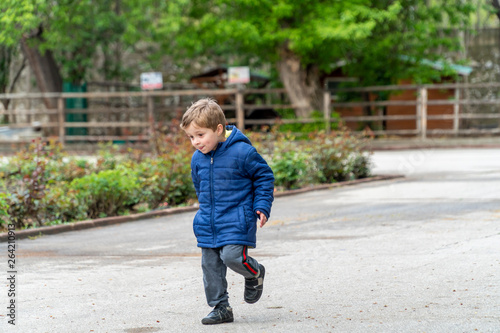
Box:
[217,124,224,136]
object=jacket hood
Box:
[217,125,251,151]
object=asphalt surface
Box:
[1,148,500,333]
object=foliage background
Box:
[0,0,487,115]
[0,127,372,231]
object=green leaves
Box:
[0,0,475,94]
[265,126,373,190]
[0,192,9,228]
[0,125,374,230]
[0,0,42,46]
[0,123,200,230]
[341,0,475,86]
[270,149,312,190]
[69,167,141,219]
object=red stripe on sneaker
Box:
[242,246,258,275]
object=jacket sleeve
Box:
[244,147,275,219]
[191,158,200,198]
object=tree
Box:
[41,0,127,84]
[492,0,500,20]
[0,0,186,94]
[343,0,475,86]
[324,0,473,130]
[0,1,59,107]
[0,44,26,112]
[0,0,127,101]
[168,1,401,117]
[169,0,475,117]
[0,0,476,117]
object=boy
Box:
[180,98,274,325]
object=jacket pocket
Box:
[238,206,249,233]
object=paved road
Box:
[2,148,500,333]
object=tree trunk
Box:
[20,27,62,109]
[277,45,322,118]
[0,45,14,113]
[1,45,27,123]
[492,0,500,21]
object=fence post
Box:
[453,87,460,136]
[416,88,421,135]
[57,97,65,146]
[236,89,245,130]
[147,95,155,152]
[323,91,331,134]
[419,87,428,140]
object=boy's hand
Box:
[256,210,267,228]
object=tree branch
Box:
[9,56,27,93]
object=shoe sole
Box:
[201,317,234,325]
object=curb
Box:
[371,144,500,151]
[0,174,403,242]
[273,174,402,197]
[0,206,198,242]
[368,138,500,151]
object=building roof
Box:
[399,55,473,76]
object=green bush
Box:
[315,148,348,182]
[0,139,92,184]
[268,132,320,190]
[95,142,120,171]
[41,182,87,223]
[0,125,372,231]
[69,166,141,219]
[350,153,372,179]
[133,151,195,210]
[275,109,340,139]
[308,128,372,183]
[5,140,50,229]
[0,192,9,228]
[270,150,312,190]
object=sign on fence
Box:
[228,67,250,84]
[140,72,163,90]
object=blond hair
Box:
[180,98,226,136]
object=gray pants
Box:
[201,245,260,307]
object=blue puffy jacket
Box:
[190,125,274,248]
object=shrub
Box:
[95,142,120,171]
[69,166,141,219]
[268,133,318,190]
[270,149,312,190]
[275,109,341,138]
[133,151,195,210]
[0,192,9,228]
[41,182,87,223]
[0,124,373,230]
[350,152,372,179]
[6,139,49,229]
[308,128,372,183]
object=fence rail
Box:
[327,82,500,139]
[0,82,499,147]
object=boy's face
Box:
[184,122,224,154]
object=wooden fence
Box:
[0,82,499,147]
[329,82,500,139]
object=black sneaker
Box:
[244,264,265,304]
[201,304,234,325]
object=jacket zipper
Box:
[209,152,216,246]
